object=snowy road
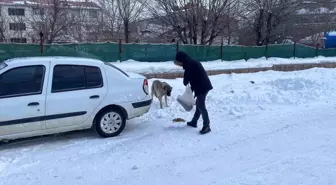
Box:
[1,68,336,185]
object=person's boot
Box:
[187,121,197,128]
[199,125,211,134]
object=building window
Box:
[32,7,44,15]
[89,11,98,18]
[8,8,25,16]
[85,25,96,32]
[72,10,80,17]
[35,22,46,30]
[9,23,26,31]
[10,38,27,43]
[75,25,81,31]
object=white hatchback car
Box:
[0,57,152,141]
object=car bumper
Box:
[128,98,152,119]
[132,98,152,108]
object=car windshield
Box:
[104,62,129,77]
[0,62,7,71]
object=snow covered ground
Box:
[114,56,336,74]
[1,68,336,185]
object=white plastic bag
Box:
[177,85,195,112]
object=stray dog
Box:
[151,80,173,109]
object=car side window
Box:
[85,66,103,88]
[52,65,85,92]
[52,65,103,93]
[0,65,45,98]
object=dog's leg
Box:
[151,86,154,98]
[165,95,168,107]
[159,96,163,109]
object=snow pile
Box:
[114,56,336,74]
[144,68,336,121]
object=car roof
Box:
[4,56,104,65]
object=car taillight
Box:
[143,79,149,95]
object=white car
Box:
[0,57,152,141]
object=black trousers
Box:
[191,91,210,126]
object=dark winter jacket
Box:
[175,51,213,96]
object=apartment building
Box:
[0,0,102,43]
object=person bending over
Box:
[174,51,213,134]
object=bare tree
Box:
[239,0,303,46]
[98,0,123,41]
[27,0,80,43]
[67,8,86,42]
[81,13,103,42]
[117,0,148,43]
[225,0,241,45]
[64,3,104,43]
[147,0,234,45]
[0,16,7,42]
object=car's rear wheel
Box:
[95,108,126,138]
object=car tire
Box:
[95,108,126,138]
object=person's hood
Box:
[175,51,193,69]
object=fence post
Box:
[265,44,268,60]
[293,42,296,59]
[243,46,247,61]
[176,40,179,53]
[39,32,43,56]
[119,39,122,62]
[315,44,319,57]
[145,43,148,62]
[220,41,223,61]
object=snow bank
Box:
[113,56,336,74]
[144,68,336,121]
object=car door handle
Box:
[28,102,39,106]
[90,95,100,99]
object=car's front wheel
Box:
[95,108,126,138]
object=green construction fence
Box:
[1,42,336,62]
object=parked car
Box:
[0,57,152,141]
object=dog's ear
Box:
[163,85,168,91]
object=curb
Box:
[141,62,336,79]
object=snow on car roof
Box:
[4,56,104,65]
